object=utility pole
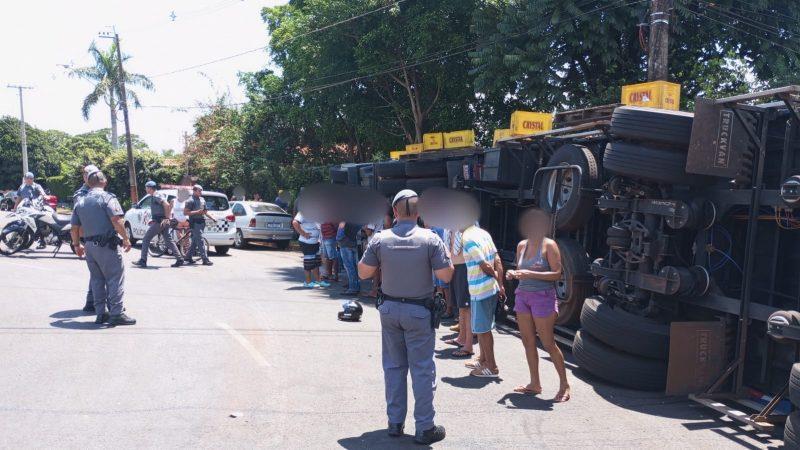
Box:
[99,28,139,203]
[183,132,190,176]
[647,0,672,81]
[7,85,33,176]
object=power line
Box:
[679,2,800,57]
[700,2,800,44]
[148,0,408,78]
[141,0,645,111]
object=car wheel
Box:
[125,223,137,246]
[603,142,713,186]
[554,238,593,326]
[580,297,670,360]
[537,144,600,231]
[215,246,230,256]
[234,229,249,249]
[611,106,694,149]
[573,329,667,391]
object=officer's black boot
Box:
[387,423,404,437]
[108,313,136,326]
[94,313,109,324]
[171,259,184,268]
[185,258,197,265]
[202,260,214,266]
[132,260,147,268]
[414,425,445,445]
[82,303,96,313]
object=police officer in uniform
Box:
[184,184,214,266]
[133,181,183,268]
[15,171,48,248]
[358,189,453,445]
[70,170,136,326]
[75,164,99,313]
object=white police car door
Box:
[133,195,153,237]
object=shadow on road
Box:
[682,419,776,449]
[496,393,554,411]
[337,429,430,450]
[440,375,503,389]
[49,319,107,330]
[50,309,91,319]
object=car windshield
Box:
[249,203,286,214]
[203,195,229,211]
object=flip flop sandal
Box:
[471,367,499,378]
[443,339,462,347]
[451,349,473,358]
[465,360,482,369]
[513,386,541,395]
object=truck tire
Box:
[554,238,593,326]
[611,106,694,149]
[604,142,712,186]
[580,297,670,360]
[786,411,800,449]
[538,144,599,231]
[405,160,447,178]
[375,161,406,179]
[377,179,407,196]
[573,329,667,391]
[330,167,348,184]
[406,177,448,192]
[790,363,800,408]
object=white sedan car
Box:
[124,189,236,255]
[230,201,294,249]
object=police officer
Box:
[14,171,46,210]
[133,181,184,268]
[184,184,214,266]
[75,164,99,313]
[15,171,48,248]
[357,189,454,445]
[70,170,136,326]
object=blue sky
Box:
[0,0,285,152]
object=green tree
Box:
[69,41,154,150]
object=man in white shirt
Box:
[292,212,329,288]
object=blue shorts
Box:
[471,294,498,334]
[321,238,338,260]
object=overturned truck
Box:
[332,86,800,433]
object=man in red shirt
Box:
[320,222,339,282]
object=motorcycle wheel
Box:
[0,229,28,255]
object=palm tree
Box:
[69,41,154,150]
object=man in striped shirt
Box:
[462,225,505,377]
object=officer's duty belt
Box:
[381,295,428,307]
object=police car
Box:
[123,188,236,255]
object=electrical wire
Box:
[148,0,409,78]
[678,2,800,57]
[699,2,800,46]
[141,0,645,110]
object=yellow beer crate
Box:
[493,128,512,146]
[423,132,444,151]
[510,111,553,136]
[443,130,475,149]
[621,81,681,110]
[389,150,403,160]
[405,143,424,153]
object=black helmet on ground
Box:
[338,300,364,322]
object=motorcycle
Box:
[0,203,38,255]
[0,198,74,256]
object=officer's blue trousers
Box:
[85,243,125,316]
[186,222,208,261]
[378,301,436,432]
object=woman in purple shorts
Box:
[505,208,571,402]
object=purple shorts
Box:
[514,289,558,318]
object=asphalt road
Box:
[0,212,782,449]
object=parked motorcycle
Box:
[0,198,74,256]
[0,203,38,255]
